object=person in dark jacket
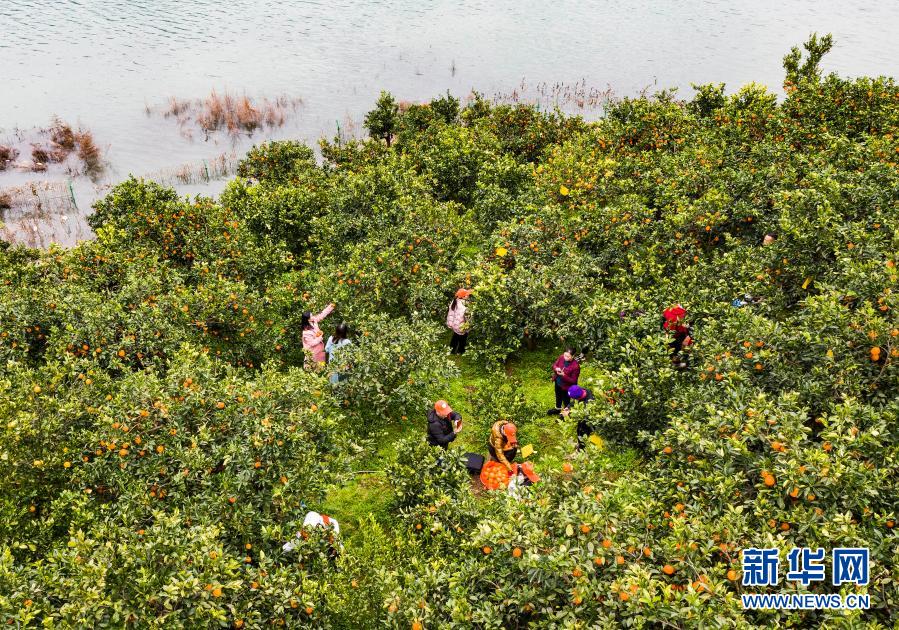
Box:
[562,385,595,451]
[426,399,462,449]
[551,348,580,411]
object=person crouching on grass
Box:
[488,421,519,472]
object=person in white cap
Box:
[282,511,340,552]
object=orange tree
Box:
[3,34,899,627]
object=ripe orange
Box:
[212,587,222,597]
[305,606,314,615]
[616,555,625,564]
[562,462,574,473]
[662,446,672,454]
[619,591,630,601]
[602,539,612,548]
[482,546,491,555]
[512,547,522,558]
[580,524,591,534]
[643,546,651,557]
[727,569,738,581]
[662,564,675,575]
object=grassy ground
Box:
[321,341,640,536]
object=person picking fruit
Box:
[282,511,341,552]
[488,420,519,472]
[561,385,595,451]
[662,304,693,369]
[550,347,580,412]
[427,400,463,449]
[301,303,336,368]
[446,288,472,355]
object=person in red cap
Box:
[446,288,472,355]
[488,420,519,472]
[427,400,463,449]
[662,304,693,369]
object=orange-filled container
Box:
[480,460,517,489]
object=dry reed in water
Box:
[0,182,77,214]
[0,145,18,171]
[144,152,238,186]
[74,130,103,179]
[152,90,302,138]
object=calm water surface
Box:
[2,1,898,246]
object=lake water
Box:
[2,0,898,247]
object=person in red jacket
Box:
[662,304,693,369]
[551,347,580,411]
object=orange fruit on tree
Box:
[562,462,573,473]
[512,547,522,558]
[662,564,675,575]
[727,569,738,581]
[619,591,630,602]
[482,546,491,555]
[580,524,591,534]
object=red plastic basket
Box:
[480,460,517,489]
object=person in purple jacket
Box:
[551,347,580,411]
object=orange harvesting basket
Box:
[480,460,517,490]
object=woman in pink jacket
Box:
[446,289,471,355]
[301,303,335,367]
